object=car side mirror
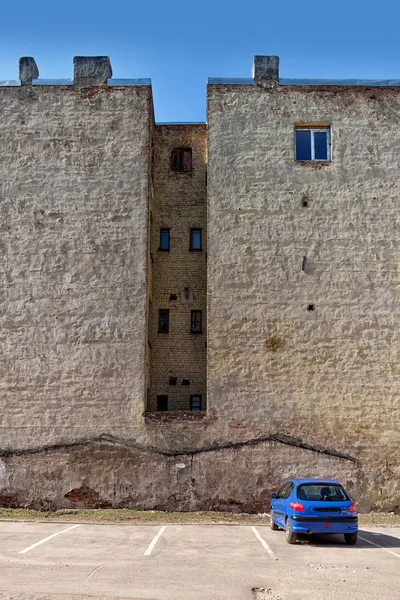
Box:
[270,492,277,499]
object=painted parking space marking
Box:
[250,526,277,560]
[19,524,80,554]
[144,526,166,556]
[358,534,400,559]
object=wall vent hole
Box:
[307,304,315,311]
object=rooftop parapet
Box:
[73,56,112,86]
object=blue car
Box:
[270,478,358,545]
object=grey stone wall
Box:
[0,84,152,449]
[207,82,400,509]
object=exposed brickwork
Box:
[148,125,207,412]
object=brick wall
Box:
[148,125,207,411]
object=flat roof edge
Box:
[156,121,206,125]
[1,78,152,87]
[208,77,400,87]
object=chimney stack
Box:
[19,57,39,86]
[73,56,112,86]
[252,56,279,87]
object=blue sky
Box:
[1,0,399,122]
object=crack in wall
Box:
[0,432,358,463]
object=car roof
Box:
[290,478,343,485]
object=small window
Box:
[158,309,169,333]
[190,395,202,411]
[191,310,202,333]
[157,395,168,411]
[159,229,170,251]
[171,148,192,172]
[190,228,202,251]
[295,128,330,161]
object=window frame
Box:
[156,395,168,411]
[191,310,202,334]
[159,228,170,251]
[190,395,202,411]
[190,228,202,251]
[171,148,192,172]
[158,309,169,333]
[295,126,331,162]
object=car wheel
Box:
[270,512,279,530]
[285,518,297,544]
[344,532,358,545]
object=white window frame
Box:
[295,127,331,162]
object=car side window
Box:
[282,483,294,499]
[277,482,293,499]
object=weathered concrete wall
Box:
[1,65,399,513]
[0,83,152,449]
[207,82,400,510]
[0,435,359,511]
[148,125,207,411]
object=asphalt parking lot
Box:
[0,520,399,600]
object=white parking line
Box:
[251,526,277,560]
[19,524,80,554]
[358,535,400,559]
[144,526,166,556]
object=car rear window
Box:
[297,484,349,501]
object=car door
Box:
[273,482,293,527]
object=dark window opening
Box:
[295,128,330,162]
[182,379,190,386]
[157,395,168,411]
[169,376,177,386]
[191,310,202,333]
[190,228,202,251]
[190,395,202,411]
[158,309,169,333]
[160,229,170,251]
[171,148,192,172]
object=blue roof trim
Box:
[32,79,73,86]
[208,77,400,87]
[0,80,20,86]
[281,78,400,86]
[108,78,151,86]
[157,121,206,125]
[208,78,253,85]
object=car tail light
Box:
[290,502,304,512]
[348,503,357,513]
